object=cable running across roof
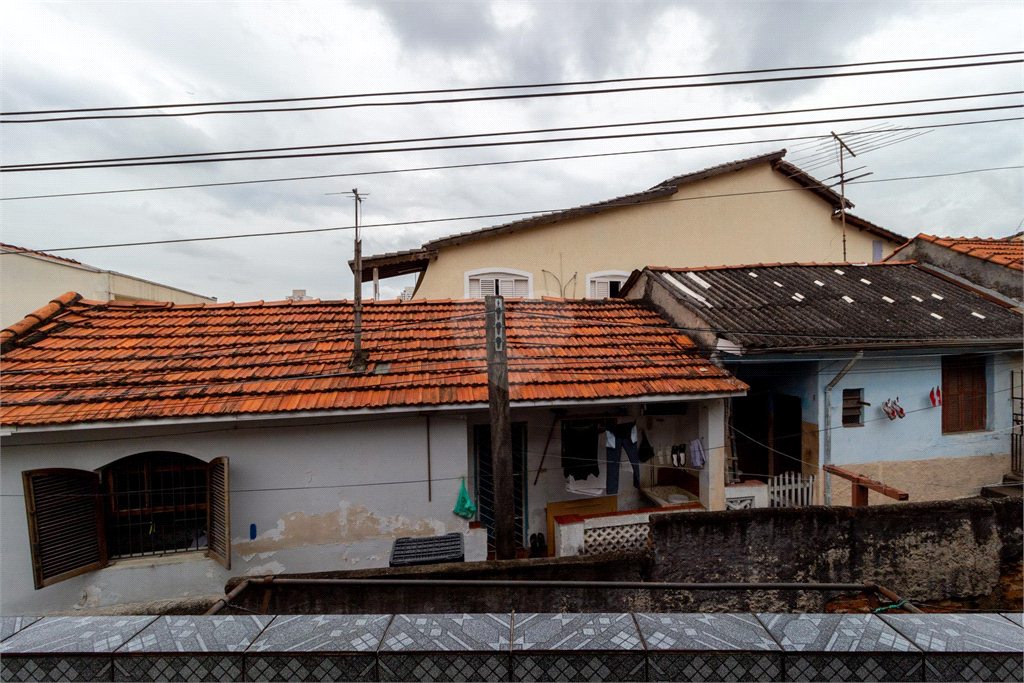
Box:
[7,90,1016,169]
[4,104,1020,171]
[5,50,1017,117]
[6,162,1019,254]
[3,56,1019,123]
[2,117,1016,202]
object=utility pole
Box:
[831,131,856,262]
[485,295,515,560]
[349,189,368,371]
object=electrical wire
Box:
[4,104,1020,171]
[5,160,1021,255]
[9,90,1016,169]
[7,50,1018,117]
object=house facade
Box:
[357,150,905,301]
[0,242,215,329]
[0,293,745,614]
[622,261,1024,506]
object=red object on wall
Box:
[930,387,942,407]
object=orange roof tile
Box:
[901,234,1024,271]
[0,295,745,428]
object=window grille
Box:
[103,452,209,559]
[842,388,866,427]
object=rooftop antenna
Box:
[342,189,369,371]
[831,131,856,262]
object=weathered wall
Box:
[898,240,1023,303]
[227,553,654,615]
[413,163,895,300]
[1,413,474,615]
[649,497,1022,612]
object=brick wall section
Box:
[649,497,1022,612]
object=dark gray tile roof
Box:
[644,262,1022,350]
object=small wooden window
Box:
[943,355,987,433]
[842,389,866,427]
[206,457,231,569]
[22,469,108,589]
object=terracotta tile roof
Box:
[895,234,1024,271]
[0,295,746,428]
[0,242,92,268]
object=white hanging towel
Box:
[566,475,606,497]
[689,439,706,468]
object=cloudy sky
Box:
[2,1,1022,303]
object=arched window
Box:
[587,271,631,298]
[102,452,210,559]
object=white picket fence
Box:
[769,472,816,507]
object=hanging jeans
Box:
[605,424,640,495]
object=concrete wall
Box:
[897,240,1023,302]
[649,497,1023,613]
[413,164,896,300]
[0,414,474,615]
[1,253,214,329]
[821,350,1020,503]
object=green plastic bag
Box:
[453,478,477,519]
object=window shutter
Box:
[498,278,515,297]
[22,469,107,589]
[206,457,231,569]
[513,278,528,298]
[942,356,986,433]
[479,278,496,298]
[594,280,610,299]
[469,278,481,299]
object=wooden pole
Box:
[350,189,367,371]
[831,132,856,263]
[373,266,380,301]
[485,295,515,560]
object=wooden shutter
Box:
[22,469,107,589]
[206,457,231,569]
[513,278,528,298]
[479,278,496,298]
[942,356,987,433]
[593,280,610,299]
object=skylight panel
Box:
[972,311,986,319]
[911,295,924,302]
[814,280,825,287]
[748,272,758,278]
[792,293,805,302]
[860,279,872,285]
[667,275,712,308]
[931,293,944,300]
[842,296,855,304]
[773,281,784,287]
[881,296,895,304]
[930,313,944,320]
[834,269,845,275]
[686,272,713,290]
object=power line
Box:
[4,103,1020,172]
[6,50,1018,117]
[5,162,1020,255]
[3,116,1016,202]
[4,57,1020,123]
[9,90,1016,169]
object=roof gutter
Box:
[823,351,863,506]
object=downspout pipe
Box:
[824,351,863,505]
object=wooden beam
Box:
[823,465,909,501]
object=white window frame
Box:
[464,267,534,299]
[586,270,632,298]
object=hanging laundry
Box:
[566,475,606,497]
[452,478,477,519]
[638,431,656,463]
[561,425,601,480]
[605,422,640,494]
[689,439,706,469]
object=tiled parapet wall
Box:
[0,612,1020,682]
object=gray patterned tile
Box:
[381,614,512,652]
[648,652,781,682]
[512,652,645,681]
[636,613,780,651]
[758,614,916,652]
[1,617,42,643]
[0,616,157,654]
[247,614,390,653]
[1000,612,1023,627]
[879,613,1024,652]
[512,613,642,651]
[923,653,1023,682]
[245,654,376,682]
[1,655,111,682]
[114,654,242,682]
[785,653,923,682]
[379,652,508,682]
[118,615,272,653]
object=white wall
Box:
[1,413,471,615]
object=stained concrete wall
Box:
[0,414,474,615]
[649,497,1022,613]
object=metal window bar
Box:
[1012,370,1023,476]
[104,453,208,559]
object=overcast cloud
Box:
[2,1,1021,303]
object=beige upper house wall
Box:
[413,163,898,300]
[1,251,215,328]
